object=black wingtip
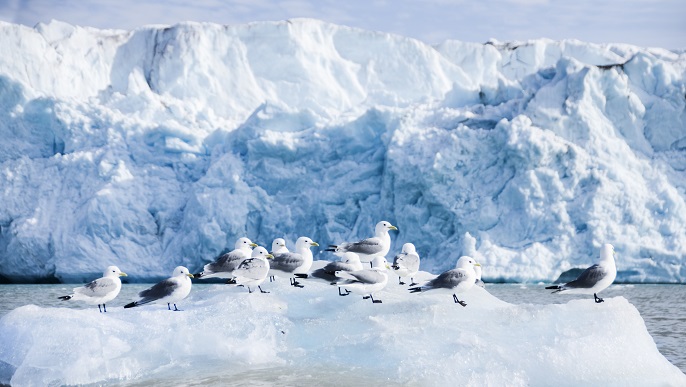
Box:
[545,285,559,290]
[324,248,336,252]
[409,287,422,293]
[193,273,203,278]
[123,302,137,309]
[58,295,72,301]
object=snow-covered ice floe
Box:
[0,269,684,386]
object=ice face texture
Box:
[0,19,685,283]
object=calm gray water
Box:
[0,283,683,383]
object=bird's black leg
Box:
[291,277,304,288]
[398,277,405,285]
[103,304,107,313]
[98,304,103,313]
[409,278,418,286]
[453,294,467,307]
[259,286,269,293]
[173,304,180,311]
[594,293,604,303]
[167,303,171,310]
[248,287,253,294]
[338,287,349,296]
[370,294,382,304]
[269,275,275,282]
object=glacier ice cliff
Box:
[0,19,685,282]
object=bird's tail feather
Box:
[58,295,72,301]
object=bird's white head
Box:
[236,237,258,250]
[172,266,194,278]
[271,238,287,252]
[371,256,390,270]
[104,266,127,278]
[375,221,398,235]
[601,243,616,262]
[252,246,274,259]
[402,243,416,255]
[296,236,319,250]
[456,256,481,269]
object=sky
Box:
[0,0,684,49]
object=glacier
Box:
[1,270,685,386]
[0,19,685,283]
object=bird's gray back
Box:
[206,251,244,273]
[77,277,118,297]
[138,278,178,301]
[429,269,466,289]
[564,264,606,289]
[343,238,383,255]
[271,252,304,272]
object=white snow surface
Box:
[0,272,684,386]
[0,19,685,282]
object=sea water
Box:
[0,283,684,384]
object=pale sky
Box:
[0,0,684,49]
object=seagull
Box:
[327,221,398,265]
[124,266,194,311]
[270,238,289,255]
[194,237,257,281]
[269,237,319,287]
[409,256,481,307]
[58,266,127,313]
[336,256,390,303]
[392,242,420,286]
[230,246,273,293]
[268,238,289,282]
[310,252,364,284]
[545,243,617,303]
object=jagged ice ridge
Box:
[0,19,685,283]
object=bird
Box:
[326,221,398,265]
[269,237,319,287]
[310,251,364,284]
[392,242,420,286]
[58,266,127,313]
[230,246,273,293]
[336,256,390,303]
[268,238,289,282]
[194,237,257,281]
[409,256,481,307]
[124,266,194,311]
[270,238,289,255]
[545,243,617,303]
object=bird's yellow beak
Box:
[311,242,320,247]
[266,253,274,259]
[389,225,398,231]
[250,243,258,247]
[119,272,128,277]
[187,273,195,278]
[474,263,482,267]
